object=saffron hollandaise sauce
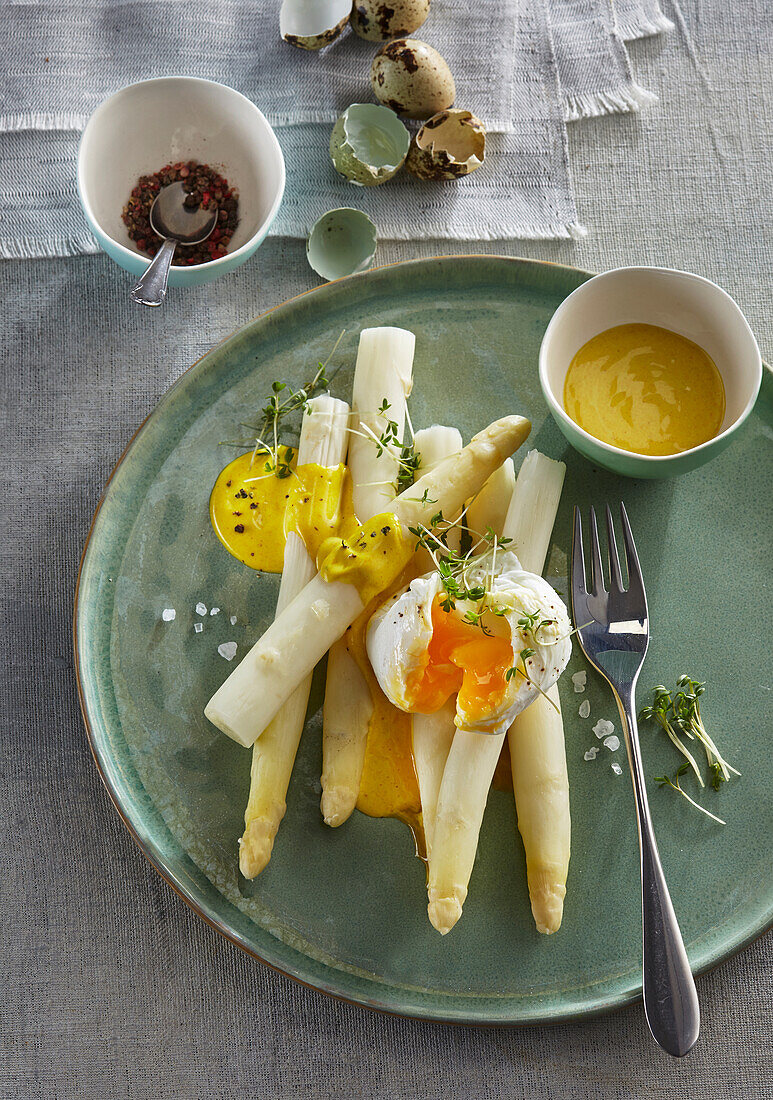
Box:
[563,323,726,456]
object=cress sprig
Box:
[654,764,726,826]
[641,675,738,821]
[348,397,421,494]
[224,329,346,479]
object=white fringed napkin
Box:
[0,0,672,256]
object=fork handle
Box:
[618,692,700,1057]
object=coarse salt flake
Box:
[593,718,615,740]
[230,615,237,626]
[195,601,207,616]
[584,747,599,761]
[611,762,623,775]
[161,608,176,622]
[603,734,620,752]
[572,670,587,693]
[218,641,238,661]
[210,607,220,616]
[194,622,203,634]
[579,700,591,719]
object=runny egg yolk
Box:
[407,600,513,723]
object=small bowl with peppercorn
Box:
[77,76,285,287]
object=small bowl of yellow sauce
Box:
[539,267,762,478]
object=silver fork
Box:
[571,503,700,1058]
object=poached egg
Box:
[366,550,571,737]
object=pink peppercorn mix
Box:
[121,161,240,265]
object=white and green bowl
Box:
[77,77,285,288]
[539,266,762,478]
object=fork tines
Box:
[572,502,645,601]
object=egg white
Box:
[366,550,571,736]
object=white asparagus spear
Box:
[412,699,457,860]
[507,683,567,933]
[502,450,565,575]
[412,425,463,565]
[466,457,515,540]
[321,327,416,827]
[349,326,415,520]
[429,730,506,934]
[409,426,463,856]
[504,451,569,934]
[426,460,516,935]
[321,643,374,826]
[205,415,531,747]
[239,395,350,877]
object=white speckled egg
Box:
[406,109,486,180]
[370,39,455,120]
[352,0,430,42]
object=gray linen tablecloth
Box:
[2,3,772,1097]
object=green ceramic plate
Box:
[75,257,773,1024]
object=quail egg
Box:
[306,208,377,280]
[370,38,455,119]
[351,0,430,42]
[280,0,351,50]
[406,109,486,180]
[330,103,411,186]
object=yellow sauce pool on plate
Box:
[563,323,725,456]
[210,447,352,573]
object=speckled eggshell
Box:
[406,109,486,180]
[330,116,380,185]
[329,104,410,186]
[280,0,351,50]
[370,38,456,119]
[283,17,348,50]
[351,0,430,42]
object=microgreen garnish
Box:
[639,685,703,785]
[347,397,421,495]
[396,442,421,493]
[224,330,346,479]
[672,675,740,786]
[407,521,496,613]
[641,675,738,820]
[654,764,726,825]
[403,487,439,507]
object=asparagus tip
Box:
[427,893,463,936]
[528,873,566,935]
[320,785,357,828]
[238,820,275,879]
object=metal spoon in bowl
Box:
[130,181,219,307]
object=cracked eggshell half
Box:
[280,0,351,50]
[351,0,431,42]
[329,103,410,185]
[370,39,455,119]
[406,109,486,180]
[306,207,377,281]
